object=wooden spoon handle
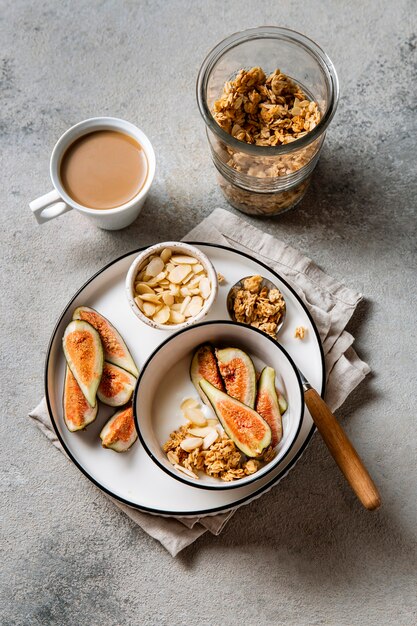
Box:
[304,387,381,510]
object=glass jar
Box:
[196,27,339,216]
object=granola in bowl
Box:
[163,398,277,482]
[229,275,286,338]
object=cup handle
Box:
[29,189,72,224]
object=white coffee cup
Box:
[29,117,156,230]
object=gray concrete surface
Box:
[1,1,416,624]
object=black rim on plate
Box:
[44,242,326,516]
[133,319,305,490]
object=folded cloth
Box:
[29,208,370,556]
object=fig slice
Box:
[190,344,224,404]
[97,362,137,407]
[256,367,283,447]
[73,306,138,377]
[63,366,98,432]
[100,406,137,452]
[278,391,288,415]
[199,379,271,458]
[215,347,257,408]
[62,319,104,407]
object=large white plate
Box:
[45,243,325,517]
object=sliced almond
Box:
[138,293,161,303]
[160,248,172,263]
[173,463,198,479]
[135,283,155,295]
[180,286,191,297]
[192,263,204,273]
[182,272,195,285]
[187,426,215,438]
[134,296,145,312]
[166,450,179,465]
[180,295,191,315]
[184,407,207,427]
[153,305,170,324]
[199,276,211,299]
[170,303,182,312]
[136,270,146,281]
[169,284,180,296]
[207,419,219,427]
[143,302,156,317]
[180,437,203,452]
[180,397,200,411]
[203,429,219,449]
[185,295,203,318]
[187,276,201,288]
[171,255,198,265]
[169,310,185,324]
[168,264,192,284]
[146,256,165,277]
[162,292,174,306]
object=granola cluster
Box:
[217,173,311,216]
[232,275,286,338]
[163,424,275,482]
[213,67,321,147]
[294,326,306,340]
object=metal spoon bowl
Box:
[226,274,381,511]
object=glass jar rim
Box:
[196,26,340,157]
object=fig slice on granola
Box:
[199,378,271,458]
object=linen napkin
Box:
[29,208,370,556]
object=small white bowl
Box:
[133,321,304,490]
[125,241,218,331]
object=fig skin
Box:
[256,366,283,447]
[200,378,271,458]
[215,347,257,408]
[73,306,138,377]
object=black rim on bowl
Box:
[133,319,305,491]
[44,242,325,516]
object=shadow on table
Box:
[178,423,415,584]
[251,150,414,255]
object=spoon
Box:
[227,276,381,511]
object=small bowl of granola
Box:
[133,320,304,490]
[126,242,218,330]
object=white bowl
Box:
[125,241,218,331]
[133,321,304,490]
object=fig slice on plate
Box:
[255,366,283,447]
[73,306,138,377]
[63,366,98,432]
[62,319,104,407]
[190,344,224,404]
[199,379,271,458]
[215,347,257,408]
[97,362,137,407]
[100,406,137,452]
